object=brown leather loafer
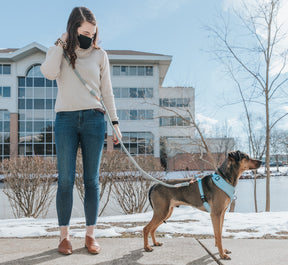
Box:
[85,235,101,254]
[58,238,72,255]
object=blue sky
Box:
[1,0,287,146]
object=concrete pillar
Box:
[10,113,18,158]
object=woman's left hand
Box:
[112,125,122,145]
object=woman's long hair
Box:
[65,7,100,68]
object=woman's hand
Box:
[112,125,122,145]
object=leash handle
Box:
[63,51,190,189]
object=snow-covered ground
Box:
[1,206,288,239]
[0,166,287,239]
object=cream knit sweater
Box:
[40,45,118,121]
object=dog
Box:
[143,150,262,260]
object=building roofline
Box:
[0,43,172,86]
[0,42,47,62]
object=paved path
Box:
[0,237,287,265]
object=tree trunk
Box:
[265,91,270,212]
[253,170,258,212]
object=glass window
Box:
[34,87,45,98]
[46,99,53,109]
[0,65,2,74]
[33,65,42,77]
[130,110,137,120]
[163,98,169,107]
[19,121,25,132]
[4,121,9,132]
[183,117,190,126]
[146,88,153,98]
[4,112,10,121]
[170,117,176,126]
[183,98,190,107]
[130,88,137,98]
[176,117,183,126]
[129,66,137,75]
[120,66,128,76]
[18,87,25,98]
[18,64,58,157]
[34,77,45,87]
[46,87,53,98]
[34,99,45,109]
[34,144,45,155]
[3,87,10,97]
[0,87,2,96]
[18,77,25,86]
[138,110,145,120]
[113,87,120,98]
[52,87,58,98]
[25,110,34,120]
[170,98,176,107]
[138,88,145,98]
[137,66,144,76]
[34,121,45,132]
[117,110,128,120]
[25,87,33,98]
[26,77,33,87]
[3,64,11,74]
[146,66,153,76]
[121,87,129,98]
[26,122,33,132]
[19,110,25,120]
[18,99,25,109]
[26,99,33,109]
[46,79,53,87]
[146,110,153,119]
[113,66,120,76]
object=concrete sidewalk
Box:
[0,237,287,265]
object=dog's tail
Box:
[148,184,157,209]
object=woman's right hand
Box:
[61,32,68,42]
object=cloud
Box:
[196,114,219,136]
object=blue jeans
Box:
[55,109,105,226]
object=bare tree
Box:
[208,0,288,211]
[2,156,57,218]
[112,155,162,214]
[75,149,126,216]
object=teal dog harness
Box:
[197,173,236,213]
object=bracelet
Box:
[55,38,67,49]
[112,121,119,125]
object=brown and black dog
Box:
[143,151,261,260]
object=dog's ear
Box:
[228,150,242,161]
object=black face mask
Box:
[78,34,93,49]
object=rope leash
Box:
[63,52,190,188]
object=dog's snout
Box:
[253,159,262,169]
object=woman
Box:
[41,7,122,255]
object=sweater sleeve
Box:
[40,46,64,80]
[100,50,118,122]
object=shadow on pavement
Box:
[186,253,220,265]
[0,247,90,265]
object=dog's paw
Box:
[144,246,153,252]
[220,253,231,260]
[224,248,231,254]
[154,242,163,247]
